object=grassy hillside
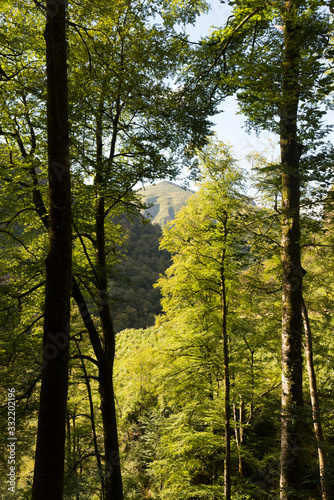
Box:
[137,181,194,226]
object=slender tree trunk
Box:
[279,3,304,498]
[32,1,71,498]
[99,353,123,500]
[95,118,123,499]
[72,276,123,500]
[301,297,331,500]
[233,395,244,476]
[76,340,105,495]
[95,195,123,500]
[220,210,231,500]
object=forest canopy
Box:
[0,1,334,499]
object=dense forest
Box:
[1,0,334,499]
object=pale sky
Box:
[179,0,334,192]
[179,0,279,188]
[148,0,332,191]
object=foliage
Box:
[110,216,172,333]
[1,0,334,498]
[0,0,215,496]
[149,141,282,498]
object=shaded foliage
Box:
[110,216,172,333]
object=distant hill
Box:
[137,181,194,226]
[110,217,172,332]
[108,181,194,331]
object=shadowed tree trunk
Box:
[95,191,124,500]
[75,340,105,494]
[233,395,244,476]
[32,0,71,498]
[92,102,124,499]
[71,278,123,500]
[279,2,304,498]
[302,297,331,500]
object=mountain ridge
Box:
[137,180,194,226]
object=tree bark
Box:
[76,340,105,495]
[233,395,244,476]
[71,275,123,500]
[220,210,231,500]
[22,10,123,497]
[94,115,124,499]
[279,2,304,498]
[301,297,331,500]
[32,1,71,498]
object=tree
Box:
[153,141,281,498]
[1,0,216,497]
[31,0,71,498]
[66,1,215,497]
[199,2,334,497]
[278,6,305,494]
[302,296,331,500]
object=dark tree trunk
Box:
[94,117,123,498]
[302,297,331,500]
[32,1,71,498]
[220,210,231,500]
[71,277,123,500]
[279,2,304,498]
[99,354,123,500]
[94,195,123,499]
[76,340,105,494]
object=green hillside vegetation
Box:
[138,181,194,226]
[110,216,172,332]
[114,142,334,499]
[1,1,334,499]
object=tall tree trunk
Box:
[95,195,123,500]
[220,210,231,500]
[95,116,123,499]
[72,276,123,500]
[99,353,123,500]
[32,1,71,498]
[279,2,304,498]
[301,297,331,500]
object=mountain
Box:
[137,181,194,226]
[109,181,194,332]
[110,217,172,333]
